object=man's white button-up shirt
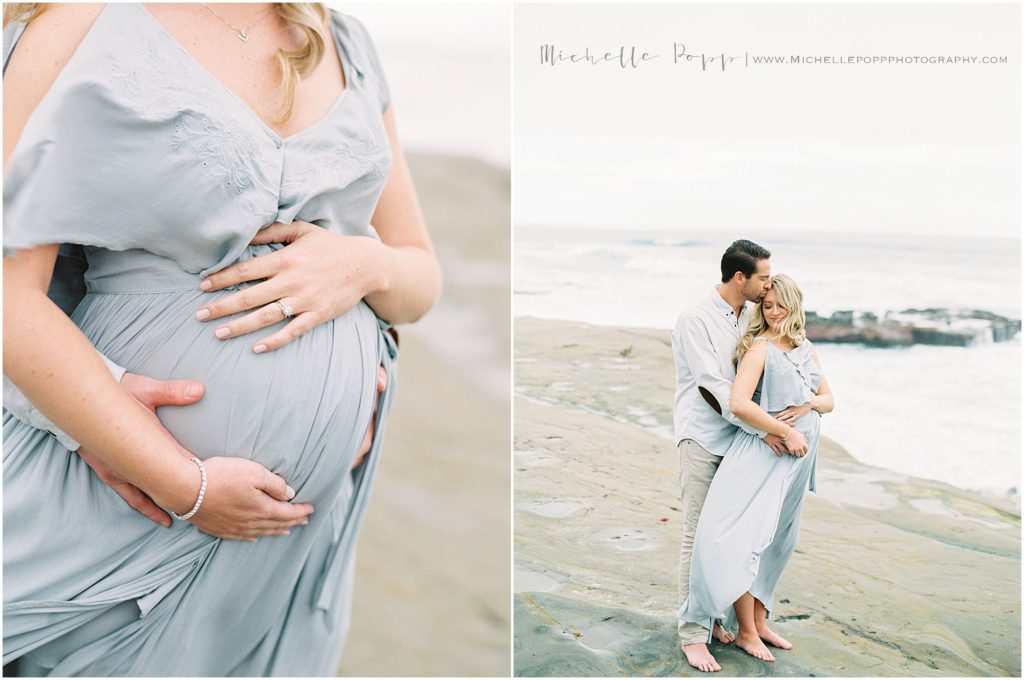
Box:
[672,286,767,455]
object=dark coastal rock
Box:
[805,308,1020,348]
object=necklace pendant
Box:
[238,30,248,42]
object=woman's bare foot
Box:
[711,623,735,644]
[734,632,775,662]
[756,625,792,650]
[681,642,721,673]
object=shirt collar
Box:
[711,284,746,318]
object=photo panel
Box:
[513,3,1020,676]
[1,2,510,677]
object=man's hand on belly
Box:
[77,373,315,539]
[762,433,788,458]
[77,373,206,527]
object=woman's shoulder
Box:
[745,335,771,357]
[797,337,822,365]
[326,9,390,113]
[327,8,370,42]
[4,4,105,72]
[4,4,107,159]
[795,337,816,355]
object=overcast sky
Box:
[515,3,1020,237]
[337,3,511,167]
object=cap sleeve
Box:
[2,20,258,269]
[330,11,391,114]
[4,24,152,258]
[3,20,27,73]
[6,86,124,256]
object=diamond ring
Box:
[275,299,294,319]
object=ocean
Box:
[515,227,1021,497]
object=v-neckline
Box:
[132,3,349,145]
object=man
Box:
[671,239,805,672]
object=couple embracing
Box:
[671,239,835,672]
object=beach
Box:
[338,153,511,676]
[514,317,1021,676]
[515,228,1021,497]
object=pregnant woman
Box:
[678,275,834,665]
[3,3,439,675]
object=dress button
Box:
[275,140,282,149]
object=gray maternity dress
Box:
[678,337,822,639]
[3,4,397,675]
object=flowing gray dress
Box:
[3,4,398,675]
[678,337,822,639]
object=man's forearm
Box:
[677,318,767,439]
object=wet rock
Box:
[805,308,1021,347]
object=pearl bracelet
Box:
[171,457,208,521]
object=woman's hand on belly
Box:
[781,426,809,457]
[775,402,813,427]
[193,110,442,351]
[191,457,314,541]
[78,372,314,540]
[193,221,386,354]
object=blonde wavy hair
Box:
[734,274,806,365]
[3,3,330,124]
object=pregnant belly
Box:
[72,288,381,503]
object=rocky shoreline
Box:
[514,317,1021,677]
[806,308,1021,347]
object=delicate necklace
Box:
[202,4,276,42]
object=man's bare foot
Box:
[711,623,735,644]
[681,642,721,673]
[756,625,792,650]
[734,632,775,662]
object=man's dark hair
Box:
[720,239,771,283]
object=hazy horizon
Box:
[515,222,1021,248]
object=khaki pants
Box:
[676,438,721,645]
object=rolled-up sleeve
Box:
[678,316,767,439]
[4,353,126,451]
